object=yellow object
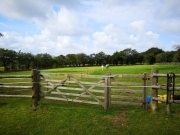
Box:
[158,95,167,103]
[157,95,173,103]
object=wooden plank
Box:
[43,86,104,93]
[152,73,180,77]
[0,75,31,78]
[111,89,142,93]
[46,73,102,78]
[152,86,180,90]
[0,85,32,89]
[73,80,104,100]
[45,80,100,85]
[0,95,31,98]
[44,96,100,105]
[42,76,69,96]
[0,82,31,85]
[51,92,104,99]
[111,101,142,106]
[152,97,180,103]
[70,76,104,107]
[111,82,142,86]
[111,95,142,100]
[116,74,143,78]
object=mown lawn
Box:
[0,64,180,135]
[0,64,179,75]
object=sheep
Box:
[105,64,109,69]
[101,65,104,70]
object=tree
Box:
[156,51,174,63]
[120,48,139,65]
[143,47,164,64]
[0,48,17,71]
[76,53,88,66]
[95,51,106,65]
[111,51,119,65]
[88,53,96,66]
[173,45,180,62]
[53,55,66,68]
[66,54,77,66]
[33,53,53,69]
[137,53,144,64]
[173,45,180,50]
[0,33,3,37]
[17,51,34,70]
[106,54,112,65]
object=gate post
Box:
[104,75,111,110]
[151,69,158,111]
[32,69,41,109]
[166,72,173,114]
[142,72,148,110]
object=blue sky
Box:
[0,0,180,56]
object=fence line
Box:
[150,69,180,114]
[1,69,180,113]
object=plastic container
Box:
[146,95,152,103]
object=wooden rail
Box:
[2,69,180,112]
[150,70,180,113]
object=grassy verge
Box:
[1,98,180,135]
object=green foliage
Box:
[173,51,180,62]
[144,47,164,64]
[0,48,17,70]
[0,46,180,71]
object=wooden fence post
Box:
[104,75,111,110]
[151,69,158,111]
[166,72,172,114]
[143,72,148,110]
[32,69,41,109]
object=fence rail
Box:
[1,69,180,112]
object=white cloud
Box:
[0,0,180,56]
[160,20,180,34]
[130,20,145,33]
[0,0,49,20]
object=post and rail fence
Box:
[0,69,180,112]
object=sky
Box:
[0,0,180,56]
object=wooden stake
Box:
[151,69,158,111]
[32,69,41,109]
[166,72,172,114]
[104,75,111,110]
[143,72,147,110]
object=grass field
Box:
[1,64,180,75]
[0,64,180,135]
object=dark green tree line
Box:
[0,46,179,71]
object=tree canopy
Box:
[0,32,4,37]
[0,46,179,71]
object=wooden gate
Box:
[0,69,148,110]
[40,73,106,108]
[38,71,147,109]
